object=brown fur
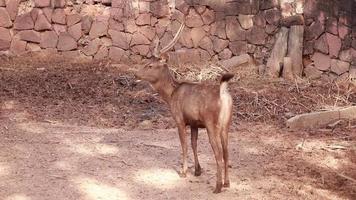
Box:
[135,62,234,193]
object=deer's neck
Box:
[152,74,177,104]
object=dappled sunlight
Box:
[5,194,31,200]
[53,160,73,171]
[305,154,351,171]
[135,168,182,189]
[1,100,17,110]
[63,139,120,156]
[242,146,262,155]
[17,123,46,134]
[0,163,10,176]
[72,176,129,200]
[95,143,120,155]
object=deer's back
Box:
[170,82,222,127]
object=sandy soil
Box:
[0,57,355,200]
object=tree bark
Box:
[287,25,304,77]
[267,27,289,77]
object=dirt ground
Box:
[0,56,355,200]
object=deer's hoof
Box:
[178,171,187,178]
[213,183,222,194]
[223,181,230,188]
[194,170,202,176]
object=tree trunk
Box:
[287,25,304,77]
[282,57,294,80]
[267,27,289,77]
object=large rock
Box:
[109,18,124,31]
[218,48,232,60]
[169,48,201,65]
[30,8,41,23]
[0,27,11,50]
[287,25,304,77]
[57,32,77,51]
[304,63,323,79]
[201,9,215,25]
[5,0,19,20]
[338,24,350,39]
[14,13,34,30]
[178,28,193,48]
[67,14,81,26]
[109,46,129,62]
[264,8,281,25]
[260,0,278,10]
[138,1,150,13]
[150,1,169,18]
[108,29,131,50]
[136,13,151,25]
[330,59,350,75]
[112,0,123,8]
[238,15,253,30]
[226,16,246,41]
[52,9,66,25]
[17,30,41,43]
[246,26,267,45]
[191,27,205,48]
[89,20,108,39]
[314,34,328,54]
[126,18,140,34]
[10,39,27,55]
[40,31,58,48]
[82,38,102,56]
[212,36,229,53]
[326,33,341,58]
[0,8,12,27]
[198,36,214,56]
[312,52,331,71]
[339,49,352,62]
[26,43,41,52]
[326,17,338,35]
[229,41,247,56]
[34,0,50,8]
[139,26,155,41]
[218,54,251,69]
[42,8,53,22]
[253,13,266,27]
[210,20,226,39]
[267,27,289,77]
[34,13,51,31]
[186,9,204,28]
[130,32,150,46]
[305,21,324,41]
[81,15,93,34]
[94,46,108,60]
[132,44,150,56]
[53,24,66,35]
[68,23,82,41]
[286,107,356,129]
[52,0,65,8]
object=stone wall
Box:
[303,0,356,81]
[0,0,355,80]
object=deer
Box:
[135,14,234,194]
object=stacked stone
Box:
[303,0,356,80]
[0,0,282,64]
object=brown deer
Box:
[135,15,234,193]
